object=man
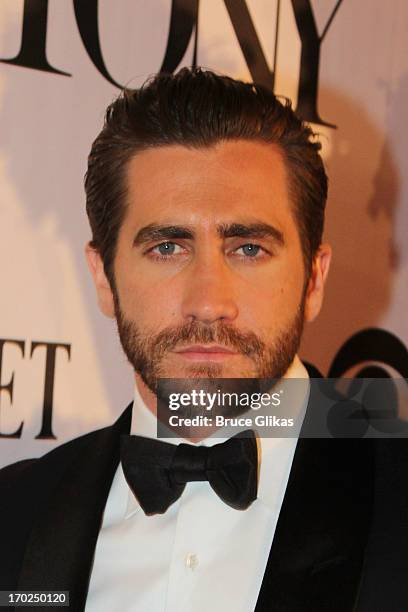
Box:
[1,68,407,611]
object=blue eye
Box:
[157,242,176,255]
[147,241,186,261]
[241,244,260,257]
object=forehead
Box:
[124,140,293,230]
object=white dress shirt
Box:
[86,356,309,612]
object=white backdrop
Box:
[1,0,407,467]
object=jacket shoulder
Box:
[0,404,132,590]
[0,403,132,501]
[0,429,99,512]
[0,457,38,489]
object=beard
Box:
[112,290,306,395]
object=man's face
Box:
[87,140,330,394]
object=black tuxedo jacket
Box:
[1,393,408,611]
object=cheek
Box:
[238,263,304,330]
[116,268,182,329]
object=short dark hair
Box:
[85,67,327,286]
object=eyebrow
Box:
[133,222,285,247]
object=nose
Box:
[181,253,239,325]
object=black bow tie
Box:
[120,431,258,515]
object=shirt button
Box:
[185,553,199,570]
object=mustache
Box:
[150,320,266,358]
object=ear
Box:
[304,243,332,323]
[85,243,115,318]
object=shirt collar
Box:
[121,355,309,518]
[256,355,310,510]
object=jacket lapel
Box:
[255,383,375,611]
[17,404,132,612]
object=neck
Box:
[134,374,219,443]
[135,374,157,417]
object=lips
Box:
[176,345,235,353]
[173,345,238,361]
